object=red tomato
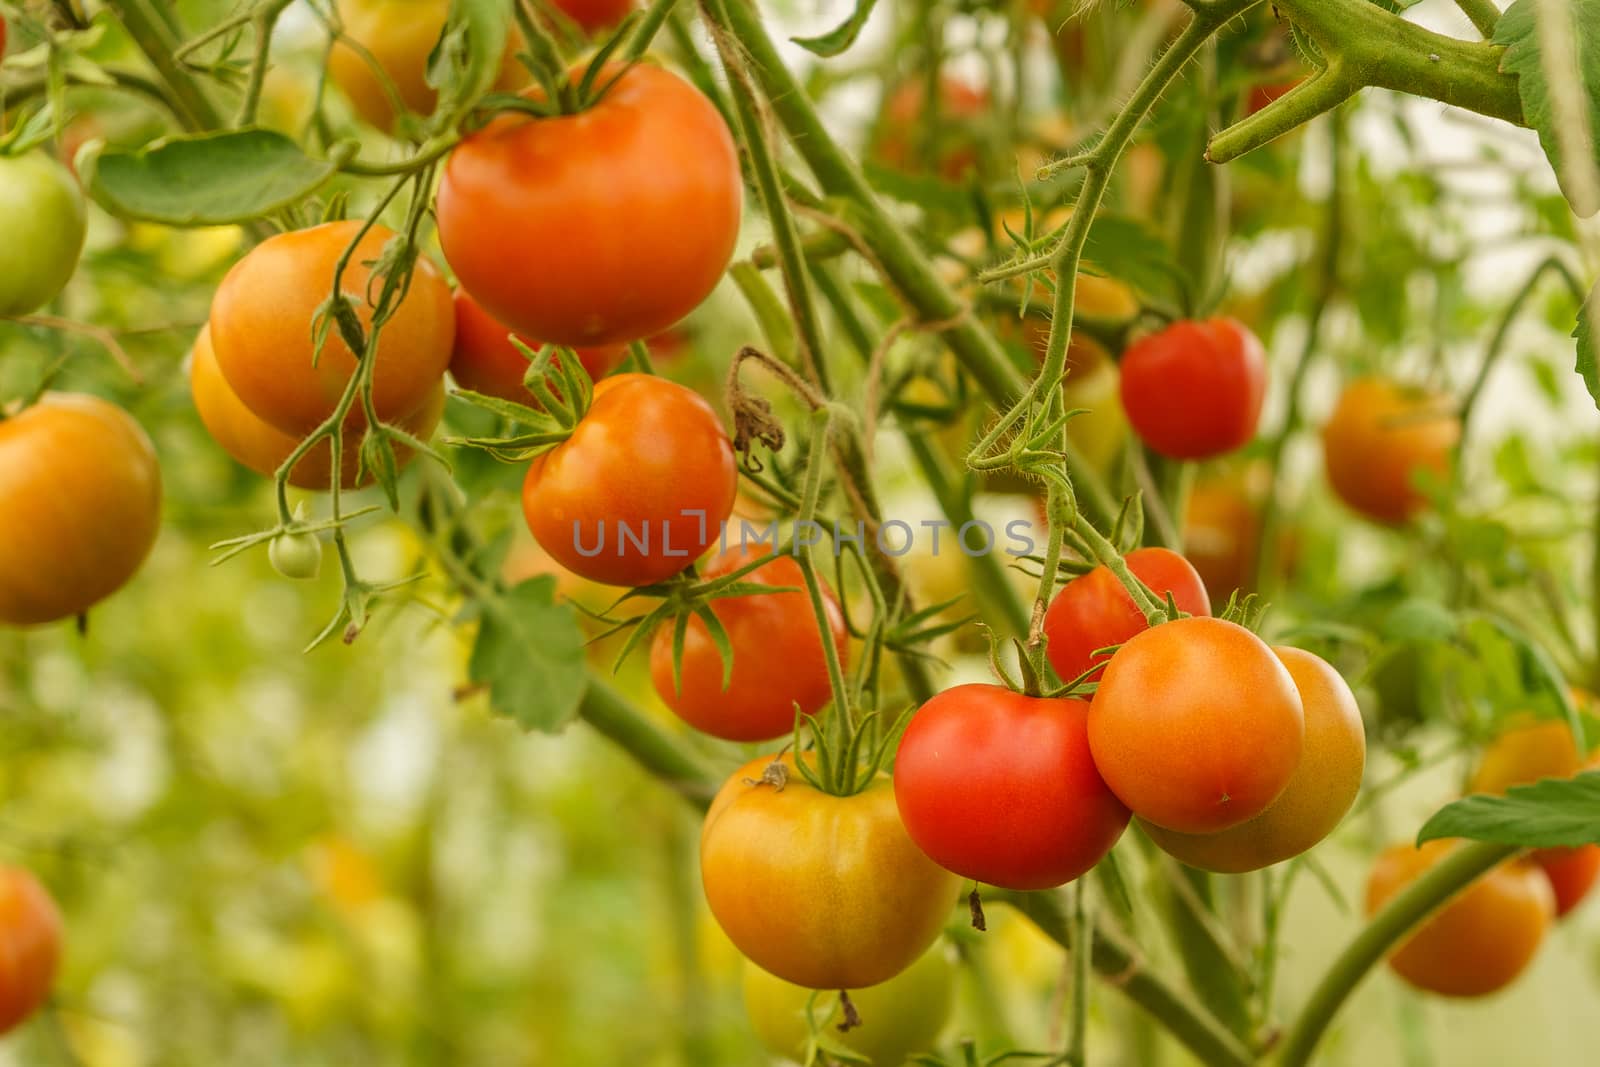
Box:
[0,394,162,626]
[522,374,736,586]
[1119,318,1267,460]
[1089,617,1305,834]
[449,289,623,402]
[209,221,454,434]
[437,62,741,347]
[650,545,847,742]
[0,867,62,1034]
[894,685,1130,890]
[876,77,990,181]
[701,754,960,990]
[1042,547,1210,686]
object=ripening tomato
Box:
[0,151,88,317]
[1141,647,1365,872]
[650,545,848,742]
[1366,840,1553,997]
[522,374,735,586]
[1470,720,1600,917]
[1042,547,1210,686]
[554,0,636,32]
[1322,377,1459,525]
[328,0,526,130]
[875,77,990,181]
[1119,318,1266,460]
[191,326,443,490]
[209,221,454,435]
[0,867,61,1034]
[438,62,741,347]
[0,394,162,626]
[1090,617,1304,834]
[742,941,956,1067]
[449,289,623,402]
[894,685,1129,890]
[701,754,960,990]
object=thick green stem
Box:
[579,675,719,809]
[1454,0,1503,38]
[1275,840,1520,1067]
[998,891,1254,1067]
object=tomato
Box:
[449,289,623,402]
[1119,318,1266,460]
[0,151,88,317]
[1470,720,1600,917]
[1141,647,1365,872]
[209,221,454,435]
[894,685,1130,890]
[875,77,990,181]
[0,394,162,626]
[438,62,741,347]
[1089,617,1304,834]
[1366,840,1552,997]
[742,941,956,1067]
[649,545,848,742]
[1042,547,1210,686]
[1322,377,1459,525]
[1246,77,1306,115]
[554,0,636,33]
[522,374,736,586]
[0,867,61,1034]
[190,326,444,490]
[701,753,960,990]
[269,529,324,581]
[328,0,525,130]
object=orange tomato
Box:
[190,326,443,490]
[0,867,61,1034]
[449,289,623,402]
[1089,617,1304,834]
[1142,647,1366,872]
[438,62,741,347]
[1323,377,1459,525]
[210,221,454,435]
[0,394,162,626]
[701,754,960,990]
[1366,840,1552,997]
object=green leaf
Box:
[84,129,349,226]
[1418,771,1600,848]
[1578,280,1600,409]
[1381,598,1457,643]
[1082,213,1184,306]
[469,577,588,732]
[1494,0,1600,217]
[791,0,879,57]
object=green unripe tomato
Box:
[741,940,957,1066]
[0,152,88,317]
[269,530,323,581]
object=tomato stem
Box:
[1273,839,1520,1067]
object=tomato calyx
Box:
[447,339,597,460]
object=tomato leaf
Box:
[84,129,349,226]
[1082,213,1184,307]
[791,0,880,58]
[1493,0,1600,218]
[1577,279,1600,409]
[469,577,588,732]
[1418,771,1600,847]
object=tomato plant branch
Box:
[1454,0,1504,38]
[104,0,228,131]
[513,0,579,113]
[624,0,680,60]
[580,674,719,809]
[1274,840,1520,1067]
[230,0,294,126]
[996,890,1254,1067]
[1457,255,1588,455]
